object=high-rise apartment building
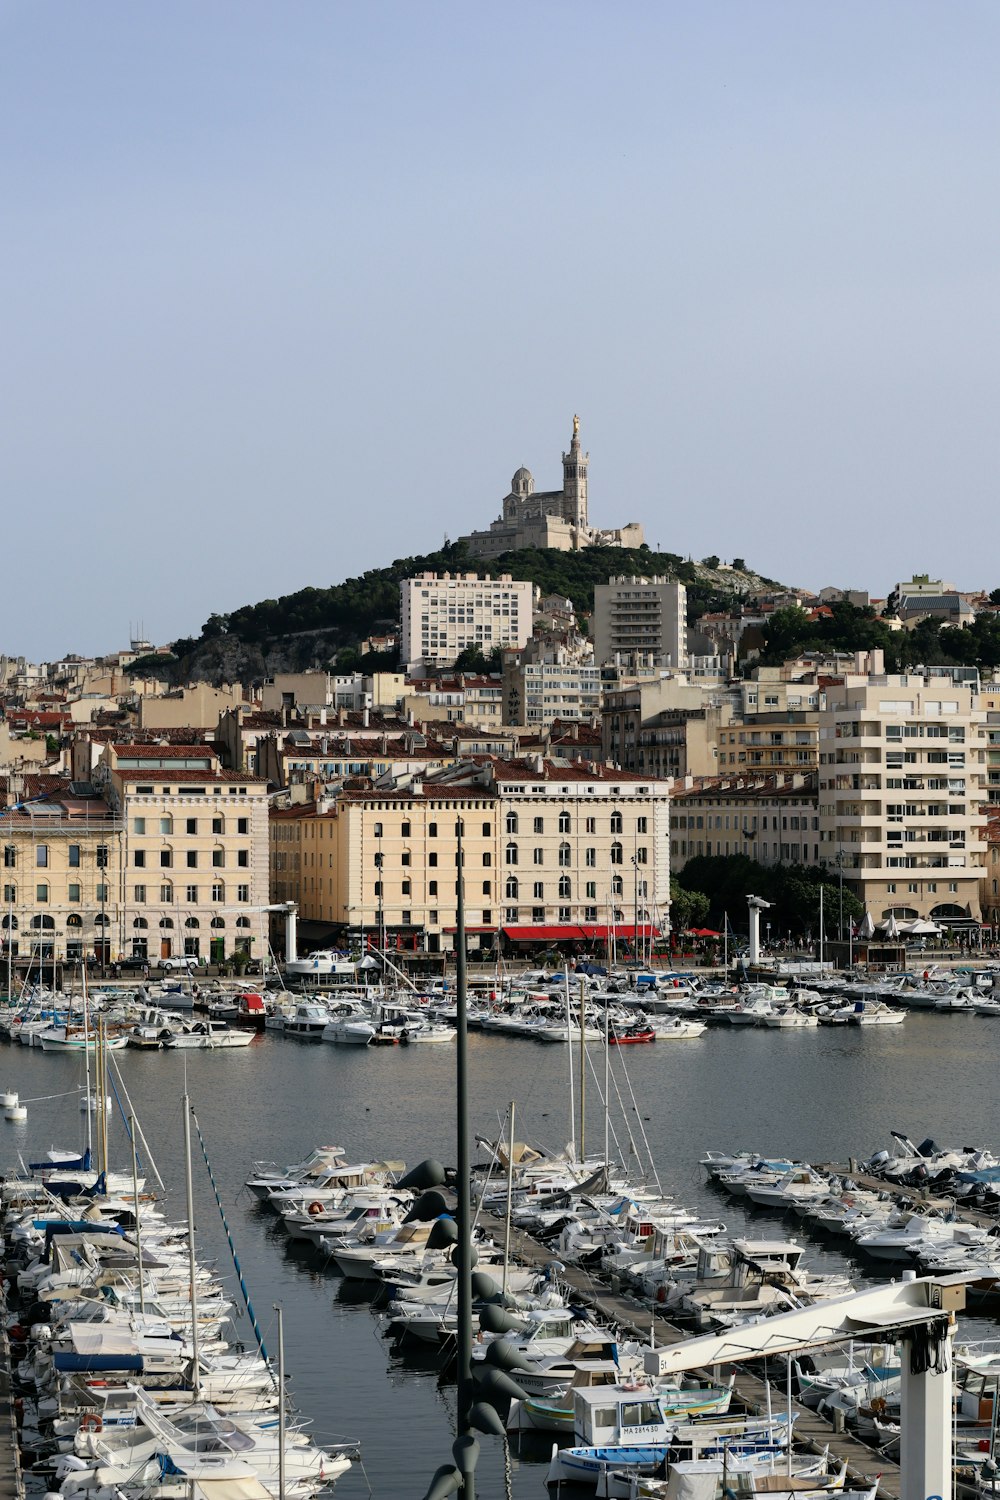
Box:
[400,572,533,669]
[593,576,688,669]
[817,674,987,932]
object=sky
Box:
[2,1,999,660]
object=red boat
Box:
[234,992,267,1031]
[608,1026,656,1045]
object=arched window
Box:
[159,917,174,930]
[211,917,226,929]
[1,915,17,930]
[66,913,82,929]
[505,811,518,835]
[185,917,200,929]
[612,908,624,923]
[558,811,571,834]
[558,875,571,899]
[558,842,571,867]
[611,811,623,834]
[612,875,623,896]
[505,876,519,900]
[236,916,251,929]
[30,914,55,930]
[94,914,110,928]
[505,842,518,866]
[132,917,148,929]
[611,842,623,865]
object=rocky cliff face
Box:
[175,628,348,687]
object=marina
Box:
[3,999,1000,1497]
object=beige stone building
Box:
[817,674,987,931]
[94,743,270,963]
[138,683,245,730]
[271,758,670,954]
[670,774,819,874]
[0,791,124,965]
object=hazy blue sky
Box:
[3,2,998,659]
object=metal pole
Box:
[454,822,475,1500]
[564,967,576,1159]
[578,976,586,1163]
[82,966,92,1158]
[502,1101,515,1300]
[273,1302,286,1500]
[182,1092,201,1398]
[819,884,824,969]
[603,991,610,1169]
[130,1115,145,1316]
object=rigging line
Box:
[190,1106,274,1378]
[582,1045,627,1170]
[610,1043,662,1194]
[107,1053,165,1190]
[17,1088,84,1103]
[104,1068,143,1172]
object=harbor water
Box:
[2,1012,999,1497]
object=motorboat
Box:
[162,1020,254,1049]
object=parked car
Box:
[160,955,208,972]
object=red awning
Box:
[577,924,662,940]
[502,925,585,942]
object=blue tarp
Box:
[29,1149,92,1173]
[53,1352,144,1373]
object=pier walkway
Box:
[482,1213,900,1499]
[0,1319,24,1500]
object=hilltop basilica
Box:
[460,417,644,559]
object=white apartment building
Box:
[593,576,687,669]
[400,572,534,669]
[817,675,987,931]
[503,651,602,727]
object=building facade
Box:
[670,774,819,873]
[271,758,670,953]
[593,576,688,669]
[95,744,271,963]
[816,675,987,930]
[400,572,534,670]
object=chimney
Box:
[363,707,370,728]
[337,706,346,727]
[319,707,327,725]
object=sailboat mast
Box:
[82,965,92,1157]
[502,1100,515,1300]
[563,968,576,1159]
[274,1302,286,1500]
[130,1115,145,1315]
[578,975,586,1162]
[182,1091,201,1396]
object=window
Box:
[134,849,146,868]
[68,845,80,868]
[585,817,596,835]
[36,884,48,902]
[237,884,250,902]
[68,883,80,903]
[558,842,571,867]
[185,818,197,835]
[558,906,571,922]
[558,811,571,834]
[533,847,544,865]
[35,845,48,868]
[186,850,198,868]
[373,822,383,837]
[482,880,491,895]
[505,842,518,865]
[213,848,224,867]
[400,821,411,837]
[532,906,545,922]
[635,846,648,864]
[161,883,173,902]
[612,875,623,895]
[237,849,249,867]
[506,812,518,835]
[505,876,519,900]
[482,909,492,926]
[585,906,598,922]
[400,850,411,867]
[212,817,224,834]
[532,880,544,899]
[373,880,383,897]
[159,817,172,836]
[428,822,438,837]
[2,847,14,868]
[481,822,490,837]
[533,816,544,834]
[134,885,146,903]
[429,852,438,867]
[428,910,438,924]
[160,849,172,868]
[401,910,411,925]
[611,842,623,865]
[429,880,438,895]
[585,881,597,899]
[2,884,13,902]
[558,875,571,899]
[505,907,518,922]
[636,816,648,834]
[482,852,492,867]
[402,880,411,895]
[611,812,623,834]
[185,884,197,902]
[96,883,108,902]
[212,882,224,901]
[133,817,146,835]
[237,817,249,835]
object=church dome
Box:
[511,466,533,493]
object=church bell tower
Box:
[562,413,589,530]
